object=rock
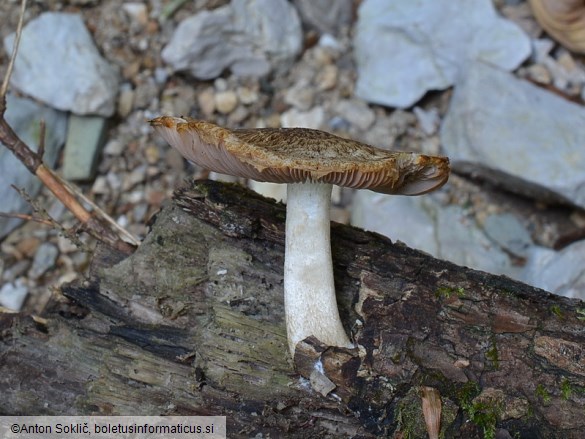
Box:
[318,34,344,51]
[388,110,417,134]
[327,116,351,132]
[15,236,41,258]
[532,38,555,63]
[154,67,169,85]
[293,0,353,36]
[91,176,109,195]
[352,193,440,256]
[237,85,259,105]
[117,84,135,118]
[333,99,375,130]
[522,241,585,300]
[133,78,160,111]
[482,213,533,258]
[145,145,160,165]
[122,2,148,29]
[103,139,125,156]
[161,85,196,117]
[284,81,315,111]
[215,91,239,114]
[214,78,229,92]
[29,242,59,280]
[351,193,524,280]
[197,87,216,116]
[0,279,28,311]
[162,0,302,79]
[523,64,552,84]
[4,12,120,116]
[123,165,148,191]
[57,235,79,254]
[2,260,31,284]
[228,106,249,125]
[354,0,531,108]
[315,64,338,91]
[545,49,585,92]
[280,107,325,129]
[436,206,520,278]
[232,0,302,64]
[441,62,585,209]
[0,94,67,239]
[62,115,108,181]
[413,107,440,136]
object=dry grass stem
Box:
[0,0,137,254]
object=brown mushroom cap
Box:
[528,0,585,54]
[150,116,450,195]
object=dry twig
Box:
[0,0,138,254]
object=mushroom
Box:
[528,0,585,53]
[150,116,450,356]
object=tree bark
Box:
[1,180,584,438]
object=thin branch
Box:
[0,0,137,254]
[0,0,27,101]
[10,185,88,251]
[0,211,54,227]
[50,169,141,246]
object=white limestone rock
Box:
[4,12,120,116]
[351,193,525,280]
[522,242,585,300]
[162,0,302,79]
[354,0,531,108]
[441,62,585,209]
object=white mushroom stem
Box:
[284,182,354,356]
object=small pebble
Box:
[92,175,109,194]
[0,278,29,311]
[215,91,239,114]
[16,236,41,259]
[57,235,79,254]
[284,82,315,111]
[315,64,338,91]
[319,34,343,51]
[2,260,31,283]
[237,86,259,105]
[29,242,59,280]
[214,78,228,92]
[413,106,439,135]
[106,172,123,191]
[198,87,216,116]
[118,85,135,118]
[154,67,169,85]
[524,64,551,84]
[145,145,160,164]
[104,139,125,155]
[122,2,148,28]
[281,106,325,129]
[228,106,249,124]
[133,203,149,222]
[123,164,148,190]
[334,99,375,130]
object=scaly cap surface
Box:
[150,116,450,195]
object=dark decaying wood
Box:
[1,180,584,438]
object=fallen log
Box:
[1,180,584,438]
